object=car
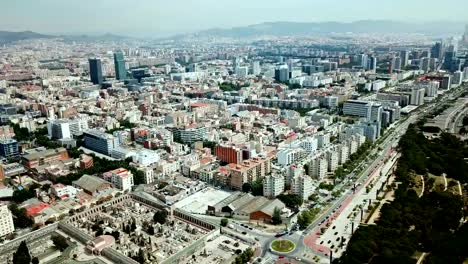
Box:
[242,231,247,235]
[334,232,338,235]
[255,237,259,241]
[327,240,331,244]
[320,241,324,245]
[331,245,335,249]
[332,226,336,229]
[336,237,340,242]
[278,256,285,259]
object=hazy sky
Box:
[2,0,468,37]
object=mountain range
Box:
[0,30,53,43]
[181,20,467,38]
[1,20,466,42]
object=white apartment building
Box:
[309,156,328,180]
[291,175,314,201]
[0,204,15,237]
[326,149,339,172]
[316,133,330,148]
[50,184,79,199]
[103,168,134,191]
[263,174,285,198]
[300,137,318,153]
[132,149,160,166]
[338,144,349,165]
[277,147,305,166]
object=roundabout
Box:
[270,239,296,253]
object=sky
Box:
[2,0,468,37]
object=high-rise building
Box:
[113,51,127,80]
[263,174,285,198]
[410,87,426,105]
[0,139,19,159]
[394,57,402,71]
[443,45,458,72]
[88,58,103,85]
[275,66,289,83]
[400,50,409,68]
[309,156,328,180]
[431,42,444,60]
[252,61,261,75]
[453,71,463,86]
[47,120,71,140]
[421,57,430,72]
[0,204,15,237]
[369,56,377,71]
[83,129,119,156]
[359,54,368,69]
[291,175,314,201]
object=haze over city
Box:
[2,0,468,36]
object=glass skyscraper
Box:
[88,58,103,85]
[113,51,127,80]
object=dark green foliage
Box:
[55,155,145,185]
[9,203,33,228]
[12,188,36,203]
[219,82,248,92]
[13,241,31,264]
[32,257,39,264]
[52,235,68,251]
[276,194,303,209]
[271,207,282,225]
[232,248,254,264]
[153,210,168,224]
[335,124,468,264]
[220,218,228,227]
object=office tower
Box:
[0,139,19,159]
[400,50,409,67]
[360,54,368,69]
[421,57,430,72]
[431,42,444,60]
[389,57,396,74]
[369,56,377,71]
[113,51,127,80]
[463,24,468,45]
[394,57,402,71]
[274,66,290,82]
[88,58,103,85]
[441,75,452,90]
[47,119,72,140]
[464,67,468,80]
[443,44,457,71]
[83,129,119,156]
[252,61,261,75]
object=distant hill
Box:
[178,20,466,38]
[0,30,54,42]
[60,33,132,42]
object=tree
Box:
[111,231,120,240]
[153,210,168,225]
[13,241,31,264]
[12,188,36,203]
[241,183,252,193]
[271,207,282,225]
[251,180,264,196]
[52,235,68,251]
[147,225,155,235]
[9,204,33,228]
[221,218,228,227]
[32,257,39,264]
[276,194,303,209]
[95,227,103,236]
[136,248,145,264]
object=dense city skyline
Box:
[2,0,468,37]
